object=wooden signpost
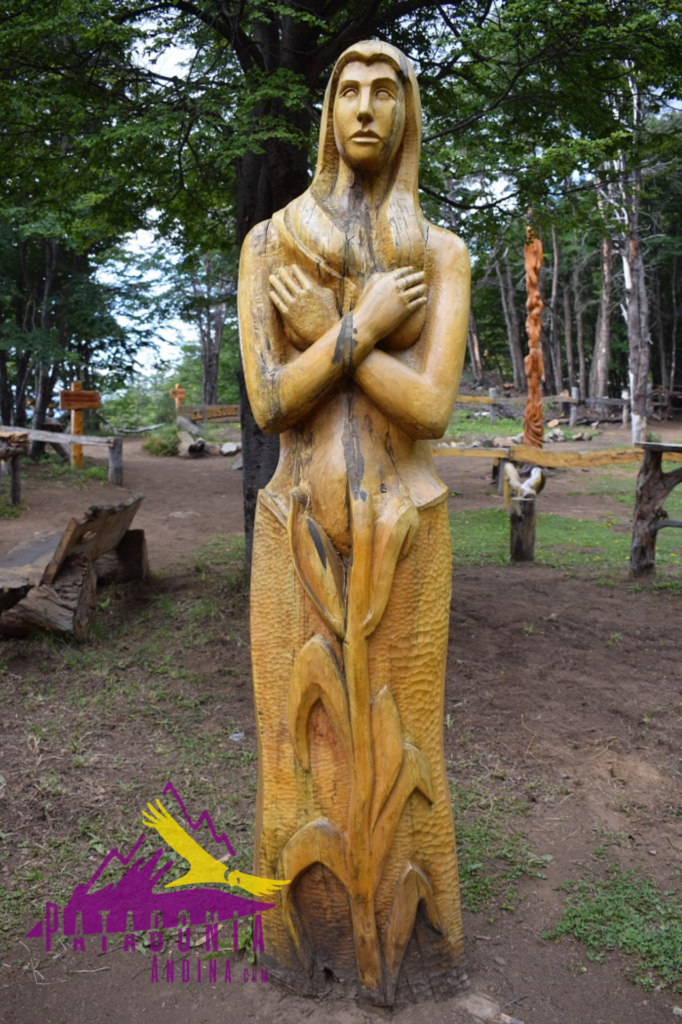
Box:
[169,382,187,411]
[59,381,101,469]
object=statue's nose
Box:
[357,88,373,125]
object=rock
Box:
[229,731,245,741]
[511,433,525,444]
[177,415,202,436]
[177,431,205,458]
[231,454,243,470]
[492,436,512,448]
[203,442,221,456]
[221,442,242,456]
[548,418,560,428]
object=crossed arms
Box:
[238,221,470,440]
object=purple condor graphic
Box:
[25,783,279,955]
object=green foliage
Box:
[451,778,551,913]
[142,428,179,457]
[546,864,682,992]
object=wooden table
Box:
[631,442,682,577]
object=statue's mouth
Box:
[351,131,381,143]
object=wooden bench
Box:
[0,494,146,638]
[0,428,124,506]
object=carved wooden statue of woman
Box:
[239,40,470,1006]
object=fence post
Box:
[10,455,21,505]
[569,387,579,427]
[108,437,123,486]
[621,389,630,427]
[488,387,497,424]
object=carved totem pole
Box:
[238,41,470,1006]
[523,215,545,449]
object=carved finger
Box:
[406,295,427,311]
[399,271,424,290]
[393,266,414,281]
[291,265,313,291]
[270,290,289,316]
[401,284,427,304]
[278,266,304,296]
[269,273,295,304]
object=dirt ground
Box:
[1,421,681,1024]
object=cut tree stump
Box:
[503,463,546,562]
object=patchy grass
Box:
[450,777,551,915]
[446,409,524,442]
[0,535,254,956]
[546,864,682,992]
[0,493,23,519]
[449,507,682,579]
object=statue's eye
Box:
[340,86,358,98]
[375,88,392,100]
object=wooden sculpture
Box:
[238,41,470,1006]
[523,219,544,448]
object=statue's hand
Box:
[353,267,426,344]
[270,265,338,349]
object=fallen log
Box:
[93,530,148,585]
[0,555,96,638]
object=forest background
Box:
[1,0,682,557]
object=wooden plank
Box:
[508,445,641,468]
[59,390,101,410]
[453,393,577,406]
[23,429,116,447]
[42,494,144,585]
[636,442,682,453]
[432,446,510,458]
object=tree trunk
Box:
[466,308,483,382]
[547,224,563,393]
[589,238,613,412]
[496,256,524,389]
[620,170,651,444]
[651,266,669,393]
[563,283,575,391]
[630,448,682,576]
[573,263,586,401]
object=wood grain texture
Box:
[239,41,468,1006]
[523,223,545,448]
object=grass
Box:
[449,507,682,579]
[451,777,551,914]
[546,864,682,992]
[446,409,524,442]
[0,493,23,518]
[0,534,254,956]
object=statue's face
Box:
[333,61,405,174]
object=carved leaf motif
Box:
[371,743,434,890]
[279,818,350,974]
[287,635,352,772]
[369,686,404,830]
[288,487,345,637]
[383,862,442,1004]
[365,502,419,635]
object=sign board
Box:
[60,390,101,411]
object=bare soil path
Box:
[1,425,681,1024]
